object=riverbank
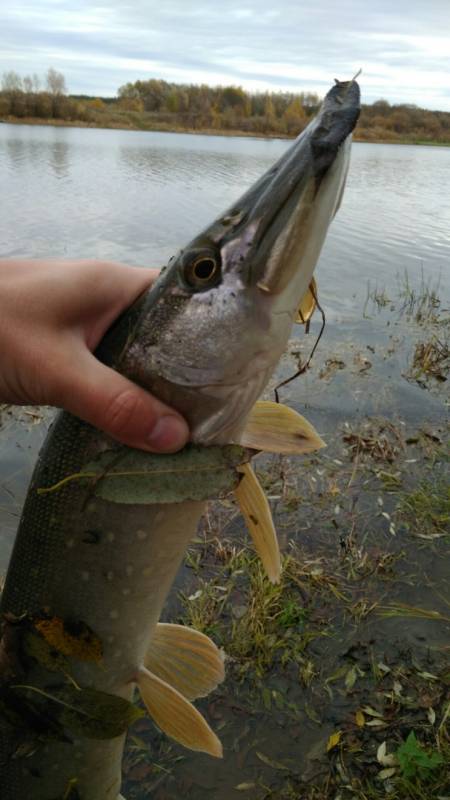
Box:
[2,115,450,147]
[1,277,448,800]
[122,286,449,800]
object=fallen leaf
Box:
[377,741,396,766]
[417,671,438,681]
[361,706,383,717]
[34,617,103,664]
[378,767,397,780]
[345,666,357,690]
[256,751,290,770]
[355,710,365,728]
[326,731,342,752]
[377,742,387,763]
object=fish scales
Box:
[0,411,206,798]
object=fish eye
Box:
[183,251,221,290]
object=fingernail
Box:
[147,415,189,452]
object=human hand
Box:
[0,259,189,452]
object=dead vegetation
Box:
[122,430,449,799]
[408,336,449,385]
[342,420,404,463]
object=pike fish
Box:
[0,79,360,799]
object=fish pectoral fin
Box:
[136,666,223,758]
[240,400,325,455]
[234,462,281,584]
[144,623,225,701]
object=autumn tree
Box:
[46,67,67,95]
[1,70,22,92]
[23,75,34,93]
[284,98,307,134]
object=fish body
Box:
[0,80,360,799]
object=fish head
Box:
[119,80,360,444]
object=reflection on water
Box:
[49,138,70,179]
[1,125,449,317]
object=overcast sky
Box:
[2,0,450,110]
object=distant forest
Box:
[1,69,449,145]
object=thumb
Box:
[56,349,189,452]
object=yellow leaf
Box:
[295,277,318,324]
[355,710,365,727]
[326,730,342,752]
[34,617,103,664]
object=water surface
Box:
[1,124,449,320]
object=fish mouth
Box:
[218,79,360,301]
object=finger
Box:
[55,349,189,453]
[93,264,160,315]
[76,265,161,351]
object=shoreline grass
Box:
[2,115,450,147]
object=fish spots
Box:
[107,532,115,543]
[86,502,97,514]
[106,571,115,581]
[154,511,165,525]
[113,650,123,660]
[122,587,131,597]
[141,566,153,578]
[125,565,134,577]
[109,609,119,620]
[136,529,147,540]
[81,571,90,582]
[65,538,75,549]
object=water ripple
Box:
[1,127,449,316]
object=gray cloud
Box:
[2,0,450,109]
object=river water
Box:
[1,124,449,319]
[0,124,449,799]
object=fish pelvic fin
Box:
[144,623,225,701]
[234,462,281,584]
[240,400,325,455]
[136,666,223,758]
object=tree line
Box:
[1,70,449,144]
